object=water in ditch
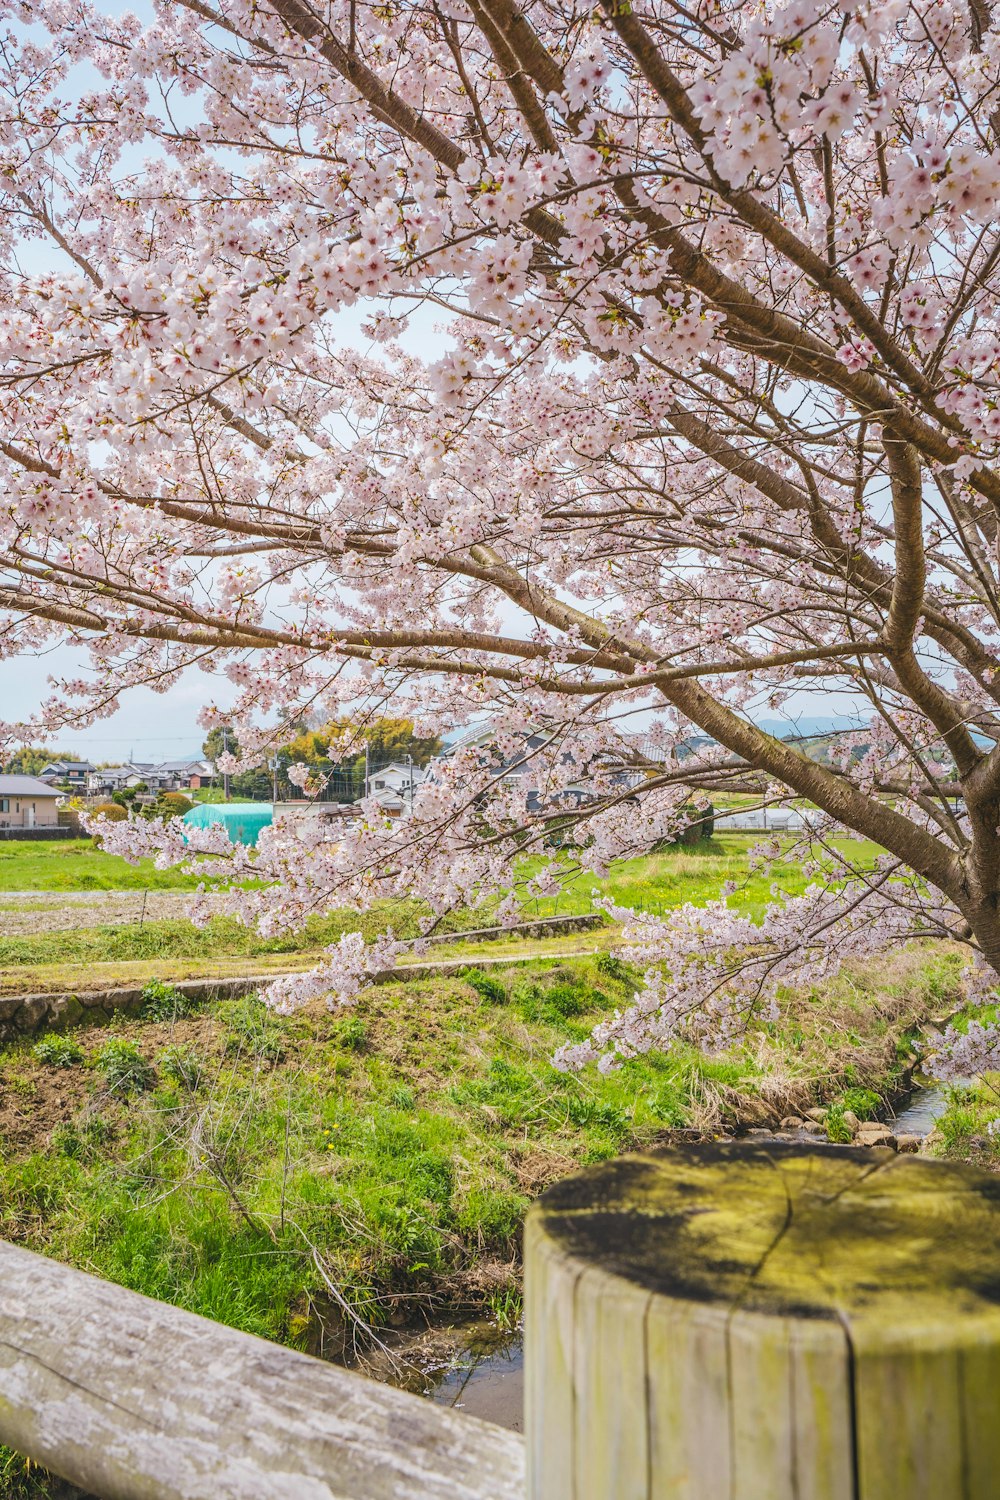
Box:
[427,1327,525,1430]
[353,1319,526,1431]
[890,1080,949,1137]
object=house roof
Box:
[91,759,210,779]
[371,789,406,808]
[0,775,63,797]
[42,760,95,773]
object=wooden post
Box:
[525,1141,1000,1499]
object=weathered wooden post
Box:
[525,1140,1000,1499]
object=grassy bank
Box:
[925,1077,1000,1168]
[0,908,411,972]
[524,834,882,920]
[0,942,968,1495]
[0,946,961,1327]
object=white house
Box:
[368,762,427,800]
[87,765,136,794]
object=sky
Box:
[0,645,232,760]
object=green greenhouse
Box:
[181,801,273,847]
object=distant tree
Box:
[277,718,440,771]
[202,726,237,764]
[327,718,442,770]
[230,765,277,801]
[158,792,194,818]
[4,746,76,776]
[281,728,330,766]
[210,718,442,802]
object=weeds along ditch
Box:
[0,943,977,1496]
[0,947,966,1325]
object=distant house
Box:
[368,763,426,799]
[39,759,95,788]
[165,758,215,790]
[87,759,214,796]
[87,765,136,795]
[369,788,408,819]
[135,759,211,792]
[185,761,215,790]
[0,775,63,830]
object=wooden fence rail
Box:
[3,1141,1000,1499]
[0,1240,524,1500]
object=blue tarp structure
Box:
[181,801,272,847]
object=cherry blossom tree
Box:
[2,0,1000,1067]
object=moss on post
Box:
[525,1141,1000,1499]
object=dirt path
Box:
[0,890,228,934]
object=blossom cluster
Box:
[1,0,1000,1056]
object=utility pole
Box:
[407,753,413,813]
[222,727,230,802]
[270,755,279,804]
[364,741,370,800]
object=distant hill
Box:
[755,717,869,740]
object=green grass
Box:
[0,964,656,1340]
[0,839,202,891]
[0,946,959,1333]
[0,905,424,972]
[519,834,883,922]
[0,829,875,909]
[927,1077,1000,1165]
[0,835,882,981]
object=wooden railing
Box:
[0,1239,524,1500]
[3,1141,1000,1498]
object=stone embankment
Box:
[745,1094,942,1153]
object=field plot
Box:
[0,833,882,995]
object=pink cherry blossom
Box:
[0,0,999,1062]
